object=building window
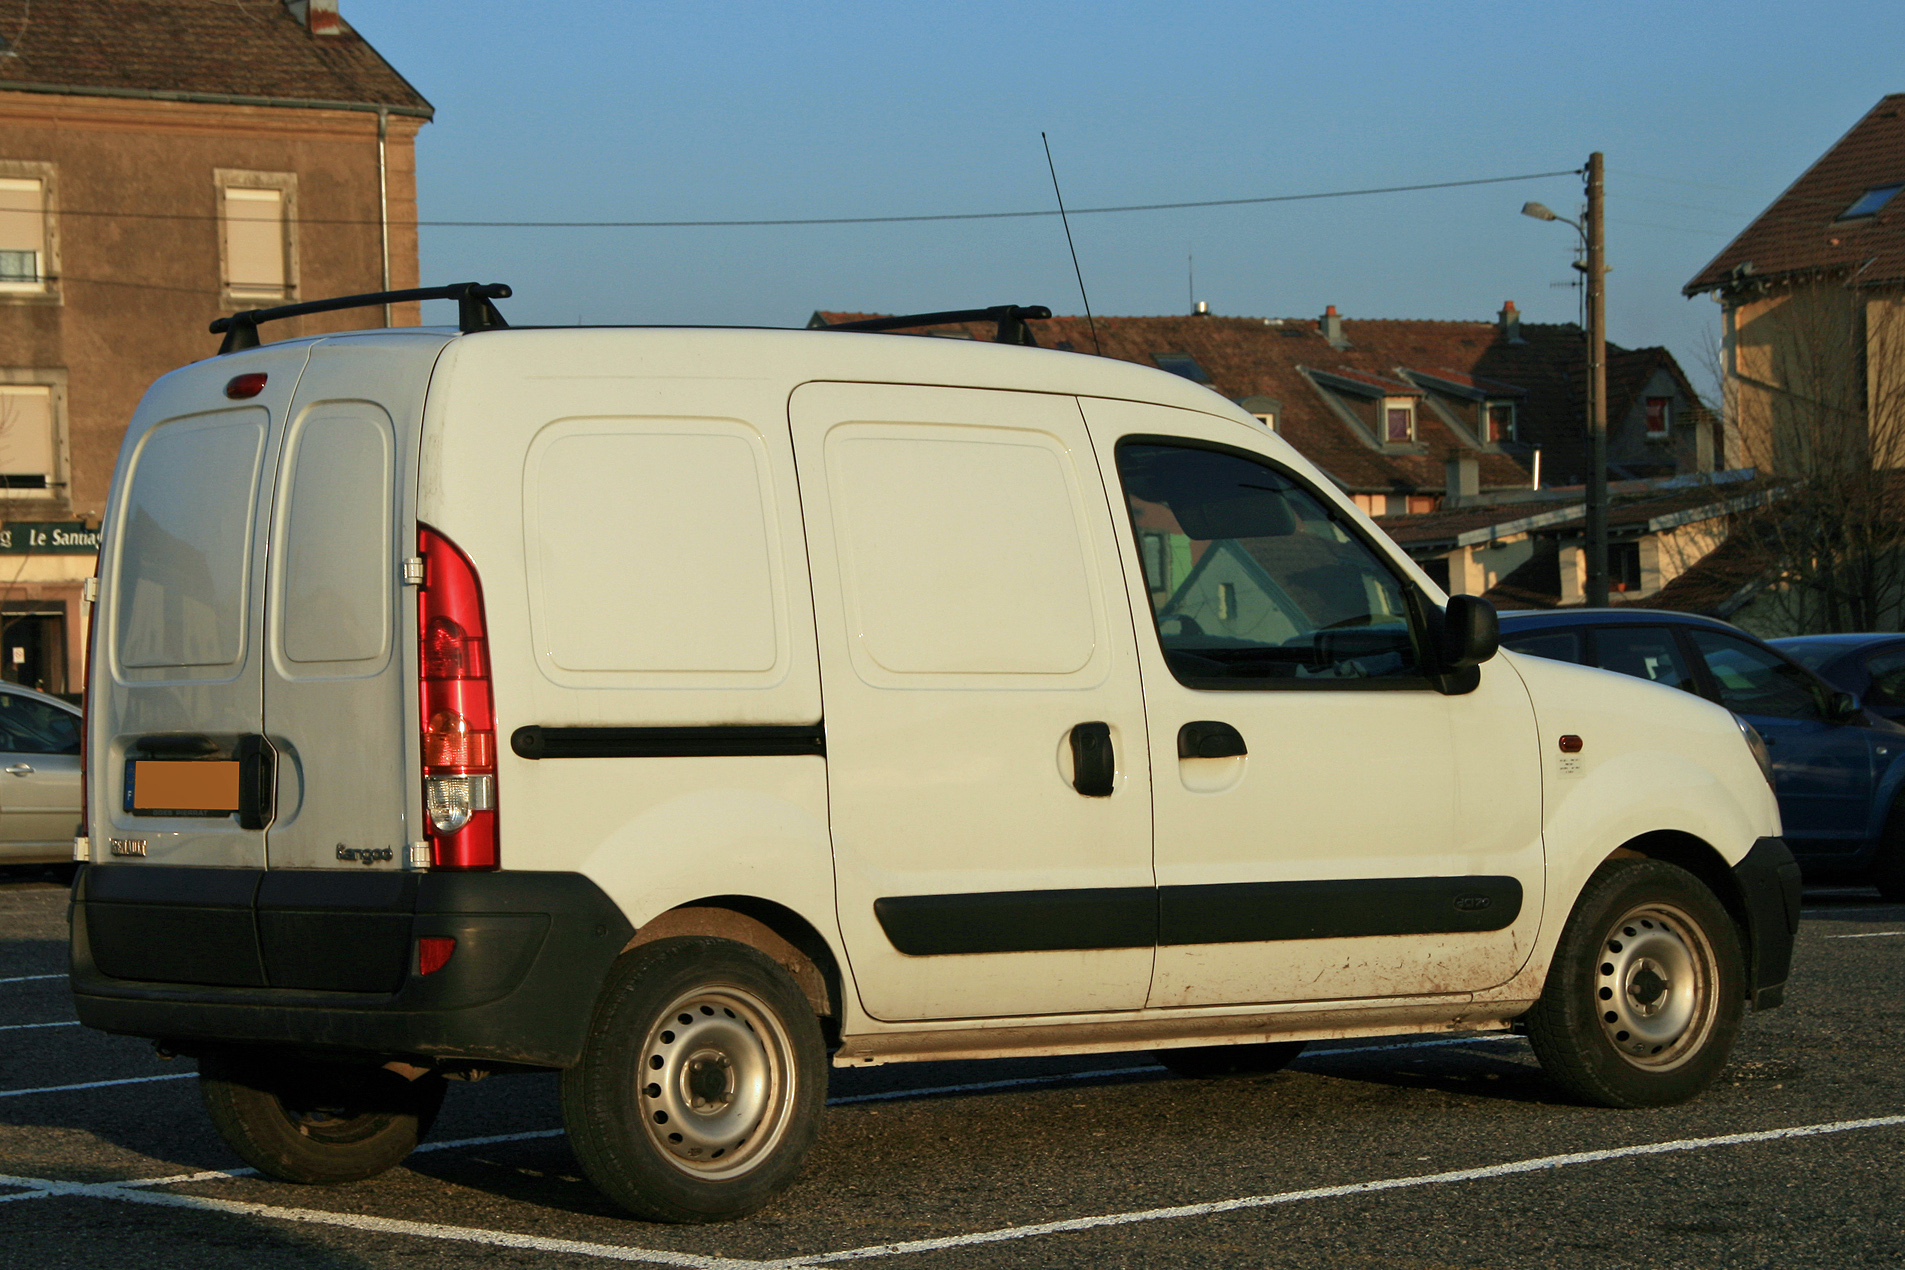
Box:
[0,384,56,492]
[1644,396,1672,438]
[1609,541,1642,592]
[1485,401,1516,443]
[0,162,56,301]
[1838,183,1902,221]
[1153,353,1211,383]
[1383,399,1415,443]
[216,170,298,306]
[1254,412,1277,432]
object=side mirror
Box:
[1827,690,1860,722]
[1440,595,1500,671]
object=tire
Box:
[1157,1041,1307,1078]
[198,1050,446,1184]
[1870,801,1905,902]
[561,936,827,1224]
[1526,858,1744,1108]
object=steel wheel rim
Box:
[1594,902,1717,1071]
[636,984,795,1178]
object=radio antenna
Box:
[1041,132,1100,355]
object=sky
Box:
[348,1,1904,400]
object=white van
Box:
[72,286,1799,1224]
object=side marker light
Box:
[1558,735,1584,753]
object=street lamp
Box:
[1521,157,1609,608]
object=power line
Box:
[40,168,1580,231]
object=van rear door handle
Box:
[1179,721,1247,759]
[4,763,31,776]
[1069,722,1115,797]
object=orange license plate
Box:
[126,760,241,817]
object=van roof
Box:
[202,323,1264,421]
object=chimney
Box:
[1321,305,1348,349]
[1498,300,1524,344]
[285,1,344,37]
[1445,453,1480,507]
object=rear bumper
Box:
[1733,836,1802,1011]
[70,865,633,1069]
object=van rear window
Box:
[113,410,266,670]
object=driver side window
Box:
[1116,441,1423,688]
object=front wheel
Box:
[199,1050,445,1184]
[1526,858,1744,1108]
[1870,800,1905,902]
[561,937,826,1224]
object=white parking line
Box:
[0,973,63,984]
[0,1020,77,1032]
[3,1112,1900,1268]
[780,1114,1905,1267]
[0,1072,193,1100]
[1826,930,1905,939]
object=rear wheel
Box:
[199,1050,445,1184]
[562,937,826,1224]
[1157,1040,1307,1078]
[1526,858,1743,1108]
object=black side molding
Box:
[875,887,1156,956]
[510,724,825,760]
[874,875,1524,956]
[1733,835,1801,1010]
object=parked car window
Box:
[1116,442,1420,686]
[1501,629,1583,664]
[1863,648,1905,709]
[0,691,79,754]
[1592,626,1698,693]
[1687,630,1825,720]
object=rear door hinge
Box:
[402,556,425,587]
[81,576,99,604]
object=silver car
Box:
[0,683,80,864]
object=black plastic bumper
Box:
[70,864,634,1068]
[1734,836,1802,1010]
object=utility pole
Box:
[1584,152,1609,607]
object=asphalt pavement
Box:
[2,864,1899,1269]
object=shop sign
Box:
[0,521,100,553]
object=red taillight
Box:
[418,525,497,870]
[225,372,268,400]
[417,936,457,976]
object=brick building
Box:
[0,0,428,693]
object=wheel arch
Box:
[1606,831,1753,991]
[623,897,844,1036]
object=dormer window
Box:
[1254,412,1277,432]
[1644,396,1672,438]
[1839,183,1902,221]
[1153,353,1211,383]
[1485,401,1516,443]
[1383,398,1415,443]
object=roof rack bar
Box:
[210,282,513,354]
[821,304,1052,347]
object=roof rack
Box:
[819,305,1051,347]
[210,282,513,355]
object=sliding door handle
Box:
[1070,722,1115,797]
[1178,720,1247,759]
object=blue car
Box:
[1499,609,1905,899]
[1770,633,1905,727]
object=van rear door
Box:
[260,339,430,872]
[97,344,310,869]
